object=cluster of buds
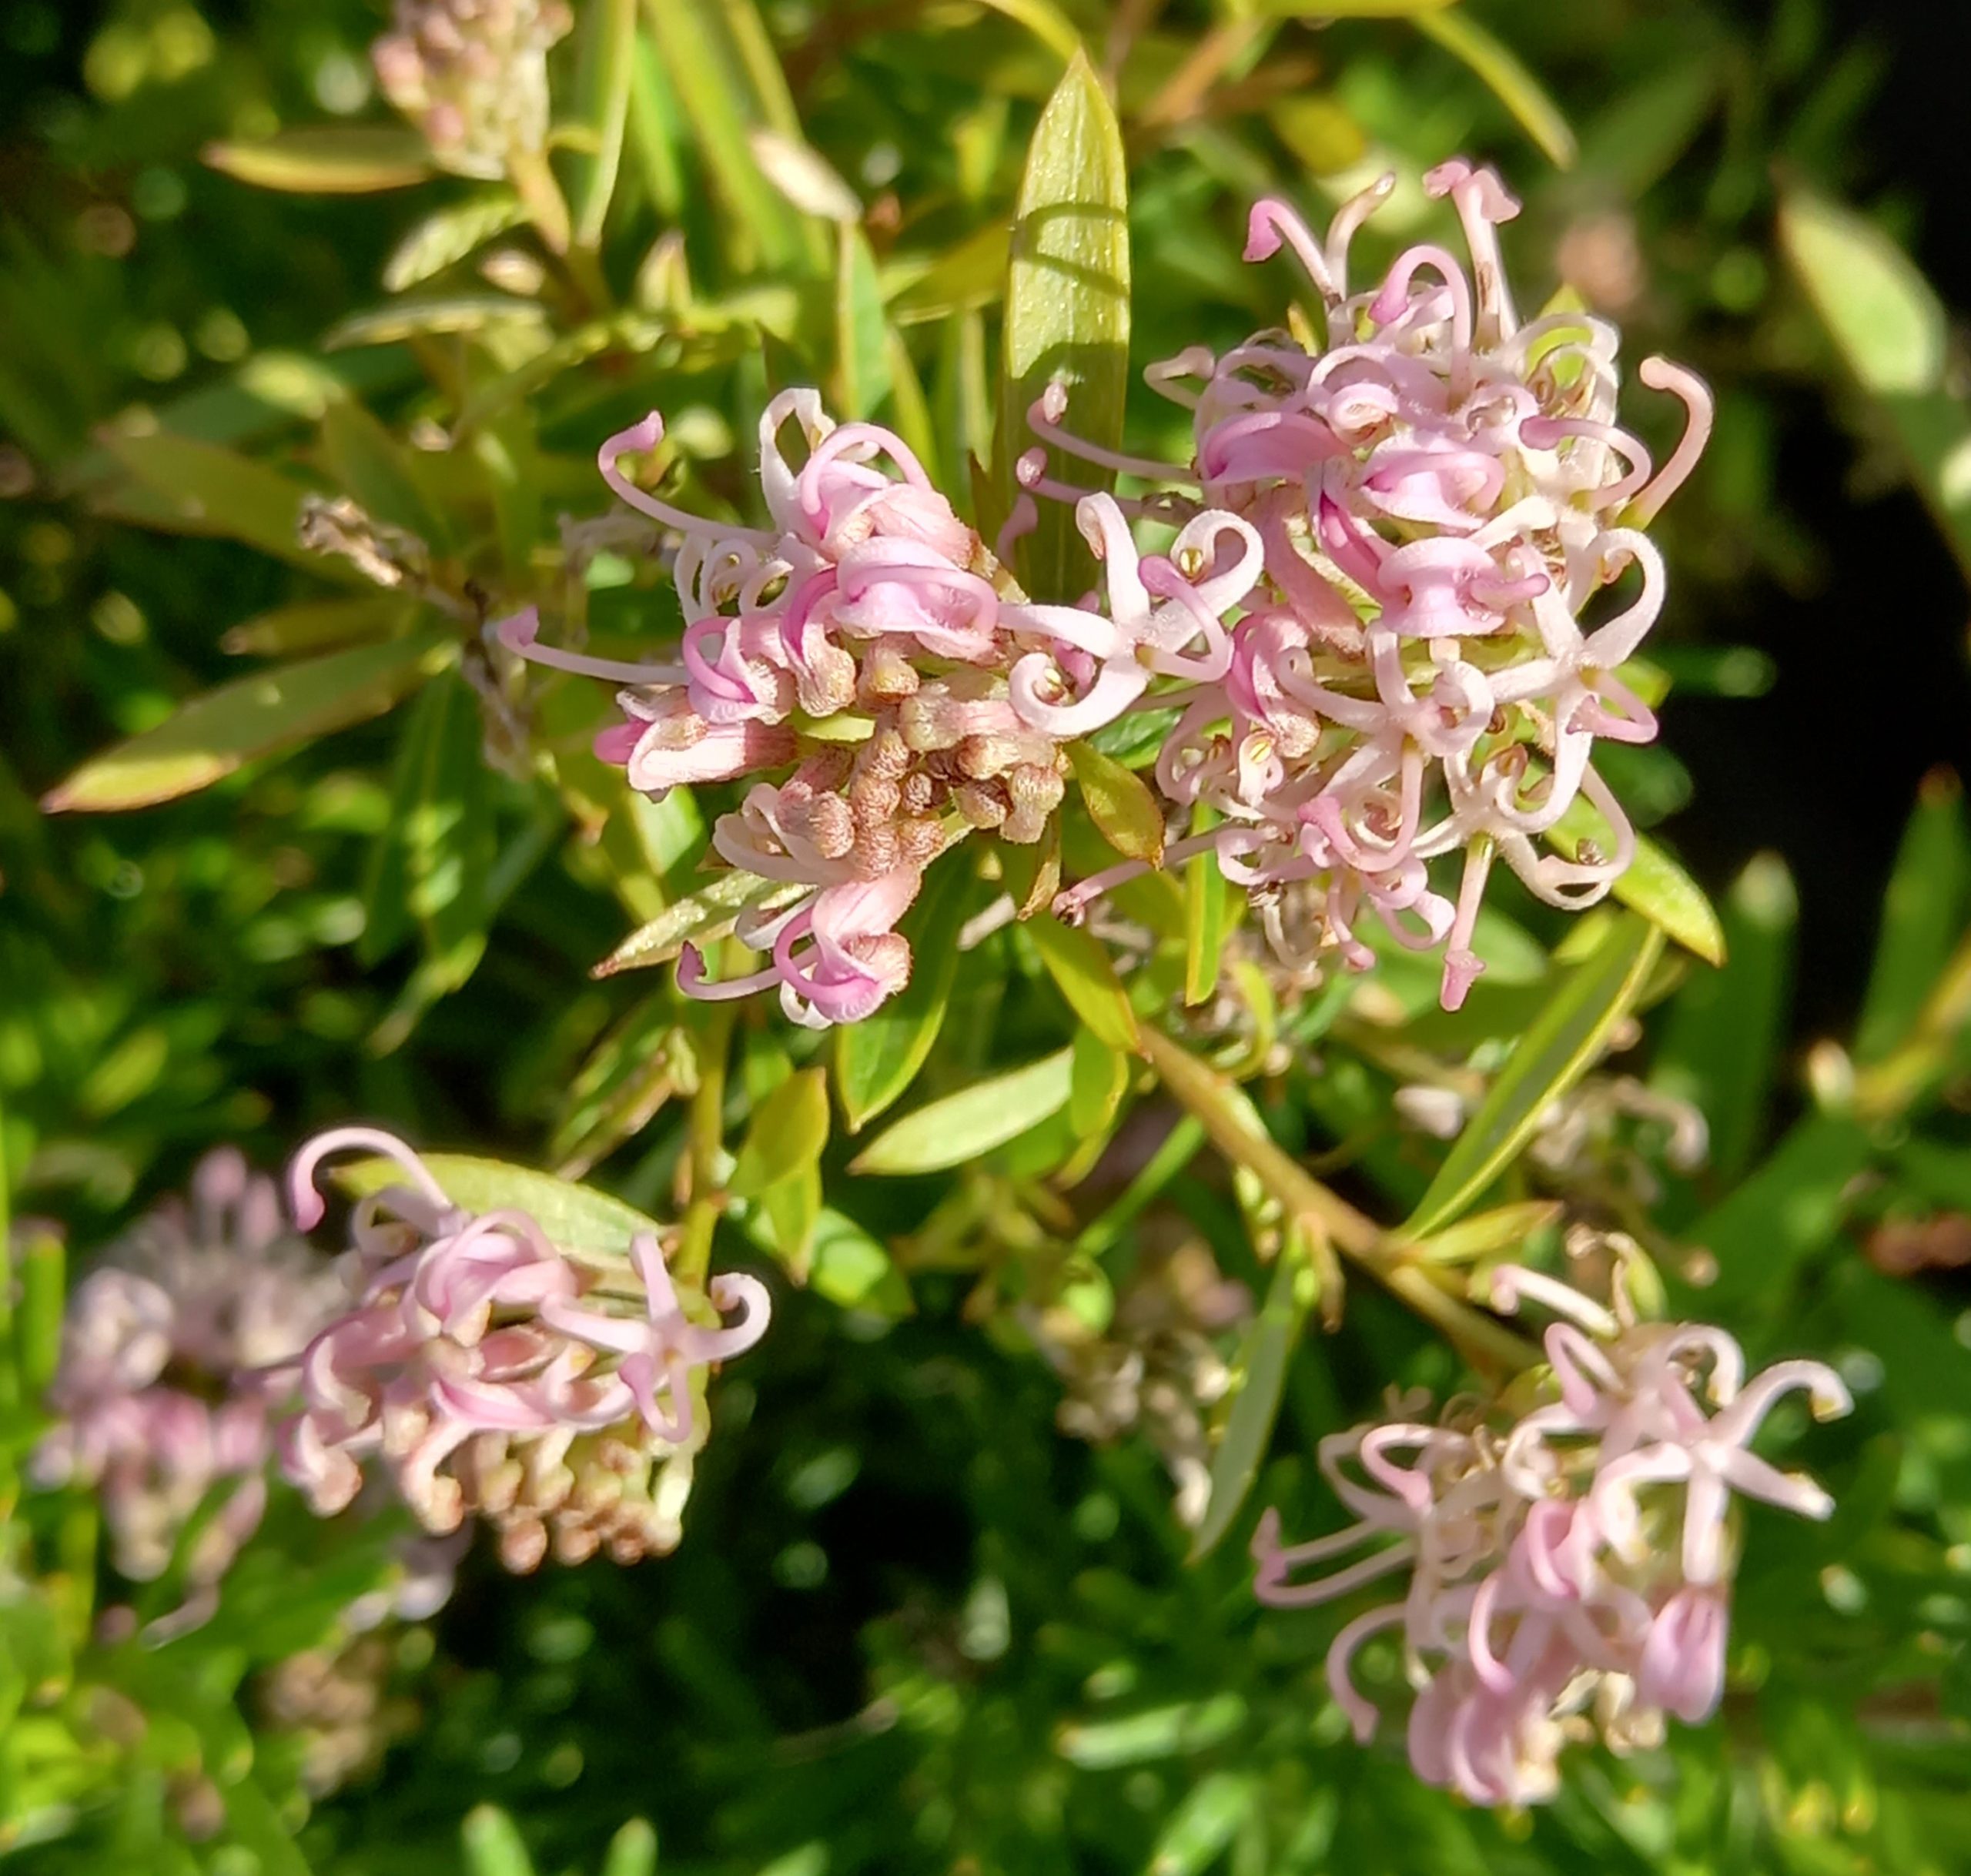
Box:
[34,1150,344,1600]
[1251,1264,1849,1806]
[1028,160,1712,1010]
[503,390,1262,1025]
[1026,1232,1252,1527]
[371,0,572,179]
[276,1129,769,1572]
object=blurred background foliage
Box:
[3,1,1971,1872]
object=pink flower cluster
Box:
[35,1149,344,1596]
[1029,161,1712,1008]
[503,389,1262,1025]
[1251,1266,1849,1807]
[277,1128,768,1571]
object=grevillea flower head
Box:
[276,1127,769,1571]
[1251,1259,1848,1807]
[372,0,572,179]
[501,391,1263,1027]
[34,1149,343,1602]
[1025,160,1712,1011]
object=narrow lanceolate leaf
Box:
[1190,1233,1313,1561]
[600,1821,659,1876]
[1855,768,1971,1062]
[43,631,451,812]
[1146,1773,1261,1876]
[593,871,808,978]
[1548,801,1725,967]
[337,1155,660,1269]
[1069,1027,1129,1138]
[835,222,894,420]
[1029,914,1140,1051]
[1655,852,1797,1182]
[729,1068,831,1198]
[1406,914,1665,1237]
[382,193,528,293]
[203,127,432,194]
[99,431,333,570]
[1415,7,1577,169]
[1185,838,1227,1008]
[852,1049,1075,1174]
[834,858,973,1132]
[1394,1199,1565,1266]
[461,1805,537,1876]
[1069,741,1164,863]
[323,397,450,547]
[999,52,1129,602]
[1780,188,1971,583]
[571,0,639,248]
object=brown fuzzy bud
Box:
[955,781,1009,829]
[859,642,922,705]
[1002,764,1065,845]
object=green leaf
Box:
[1029,914,1140,1051]
[1406,914,1665,1236]
[1416,8,1577,169]
[336,1154,661,1269]
[1253,0,1456,13]
[1394,1199,1566,1266]
[1547,802,1725,966]
[1779,188,1971,581]
[730,1068,831,1198]
[324,295,550,351]
[1148,1772,1261,1876]
[360,670,492,978]
[99,430,331,569]
[808,1209,913,1317]
[222,594,414,657]
[1683,1115,1872,1319]
[1856,769,1971,1062]
[602,1821,660,1876]
[1185,841,1228,1009]
[835,222,893,420]
[462,1805,537,1876]
[852,1049,1075,1174]
[1655,852,1797,1182]
[834,859,972,1132]
[1069,741,1164,864]
[571,0,638,249]
[1056,1694,1247,1769]
[888,225,1012,326]
[1069,1027,1129,1138]
[1189,1236,1313,1561]
[203,127,432,194]
[322,396,450,547]
[594,872,808,978]
[999,51,1129,601]
[382,192,528,293]
[43,631,451,812]
[974,0,1084,60]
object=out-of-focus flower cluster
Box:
[1252,1262,1849,1806]
[1029,161,1712,1010]
[1026,1232,1252,1527]
[277,1128,769,1572]
[372,0,572,179]
[504,390,1262,1025]
[34,1149,343,1601]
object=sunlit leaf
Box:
[835,222,893,420]
[731,1068,831,1197]
[999,51,1129,601]
[44,631,452,812]
[461,1805,537,1876]
[594,871,808,978]
[337,1155,660,1269]
[1029,914,1140,1051]
[1547,802,1725,967]
[1069,741,1164,864]
[1186,838,1227,1010]
[852,1049,1075,1174]
[1069,1027,1130,1139]
[1407,915,1665,1236]
[382,192,528,293]
[203,127,432,194]
[1779,186,1971,580]
[1147,1772,1261,1876]
[98,430,331,570]
[324,296,550,352]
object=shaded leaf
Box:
[1407,915,1665,1236]
[44,631,451,812]
[1186,838,1228,1009]
[1856,768,1971,1062]
[1190,1236,1313,1560]
[852,1050,1075,1174]
[99,430,330,569]
[834,859,973,1132]
[1416,7,1577,169]
[730,1068,831,1198]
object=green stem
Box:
[1136,1024,1538,1376]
